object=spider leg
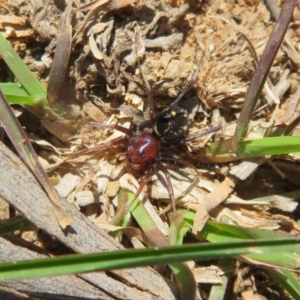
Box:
[182,125,222,143]
[132,28,155,124]
[70,121,134,156]
[136,51,201,130]
[182,120,236,143]
[154,161,176,215]
[131,169,152,203]
[138,62,155,123]
[160,152,201,176]
[143,52,206,129]
[88,122,134,137]
[70,137,129,156]
[167,64,200,113]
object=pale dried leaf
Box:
[122,227,148,245]
[129,236,145,249]
[281,86,300,123]
[241,290,263,300]
[144,32,183,51]
[225,195,265,206]
[31,135,63,154]
[100,194,115,220]
[226,194,298,213]
[214,207,249,227]
[143,198,169,236]
[0,15,27,26]
[93,221,121,231]
[150,174,203,206]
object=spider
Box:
[76,53,226,215]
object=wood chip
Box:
[105,181,120,198]
[75,190,95,206]
[97,160,114,193]
[55,173,81,198]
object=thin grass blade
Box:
[200,221,300,270]
[0,33,46,102]
[0,239,299,281]
[202,136,300,162]
[47,1,73,110]
[268,268,300,300]
[0,83,35,104]
[0,217,32,235]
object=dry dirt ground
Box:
[0,0,300,299]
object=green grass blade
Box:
[200,221,300,270]
[268,268,300,299]
[197,220,300,297]
[204,136,300,160]
[0,33,46,103]
[0,217,32,235]
[200,221,283,241]
[208,258,231,300]
[0,83,35,104]
[0,239,300,281]
[245,252,300,269]
[169,209,191,245]
[237,136,300,156]
[170,262,198,300]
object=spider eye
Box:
[138,150,146,158]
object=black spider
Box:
[76,57,224,215]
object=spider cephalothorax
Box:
[126,132,160,170]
